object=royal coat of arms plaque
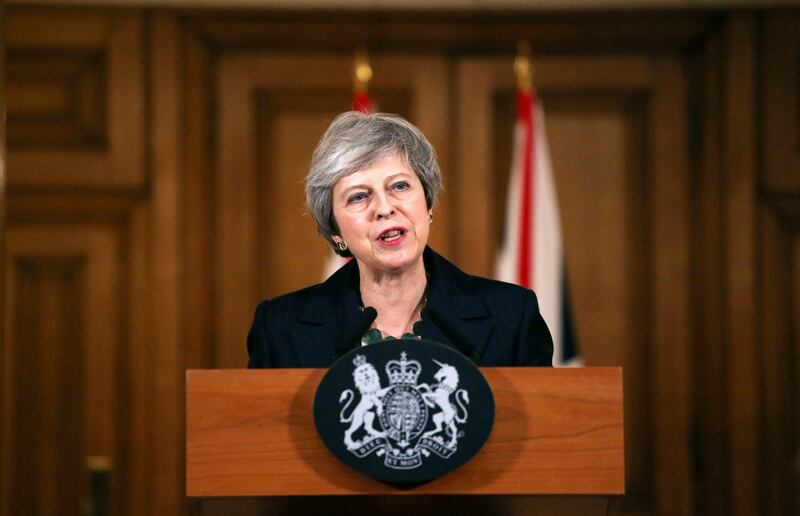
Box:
[313,338,495,483]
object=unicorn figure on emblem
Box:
[420,360,470,448]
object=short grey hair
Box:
[306,111,443,257]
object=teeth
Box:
[381,229,403,240]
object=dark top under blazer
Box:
[247,247,553,368]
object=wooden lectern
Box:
[186,368,624,515]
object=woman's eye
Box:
[347,192,368,204]
[392,181,410,191]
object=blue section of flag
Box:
[560,266,579,364]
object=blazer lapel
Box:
[296,260,363,365]
[421,248,493,361]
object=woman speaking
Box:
[247,111,553,368]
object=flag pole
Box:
[514,41,534,93]
[352,48,374,113]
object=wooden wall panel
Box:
[7,48,105,148]
[650,55,693,515]
[761,13,800,516]
[10,256,84,516]
[3,224,121,515]
[4,10,151,516]
[0,3,5,510]
[544,96,645,370]
[1,195,153,516]
[760,201,800,516]
[723,16,759,516]
[183,33,215,372]
[124,202,150,516]
[689,29,727,516]
[148,16,185,516]
[763,12,800,193]
[6,12,144,189]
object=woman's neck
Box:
[359,259,427,338]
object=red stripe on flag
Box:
[517,91,536,288]
[353,91,374,113]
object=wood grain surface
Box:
[186,368,624,497]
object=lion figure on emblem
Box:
[339,357,390,450]
[420,360,470,448]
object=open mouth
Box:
[378,228,406,242]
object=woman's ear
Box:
[332,236,348,252]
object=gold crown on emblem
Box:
[385,352,421,385]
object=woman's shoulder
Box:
[467,274,535,298]
[427,247,534,301]
[253,259,359,321]
[253,282,325,317]
[461,274,539,320]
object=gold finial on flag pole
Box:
[514,41,534,92]
[353,47,373,92]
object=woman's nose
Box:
[374,192,395,219]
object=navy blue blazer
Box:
[247,247,553,368]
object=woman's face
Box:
[331,152,430,276]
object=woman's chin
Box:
[360,248,423,275]
[380,258,418,274]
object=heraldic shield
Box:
[313,338,495,483]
